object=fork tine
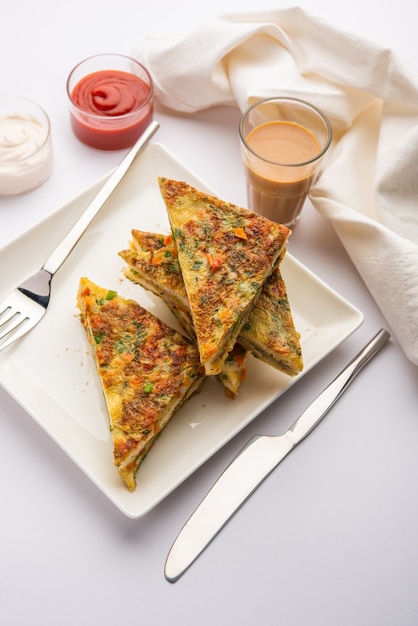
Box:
[0,304,21,328]
[0,305,28,336]
[0,293,30,349]
[0,288,47,351]
[0,313,31,350]
[0,307,33,350]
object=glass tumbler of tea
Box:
[239,97,332,228]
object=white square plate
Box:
[0,142,363,518]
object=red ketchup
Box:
[69,69,153,150]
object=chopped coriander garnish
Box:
[96,290,117,306]
[93,331,105,344]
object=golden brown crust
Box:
[120,232,248,397]
[240,261,303,376]
[158,178,290,375]
[119,231,187,300]
[120,229,302,380]
[77,277,205,490]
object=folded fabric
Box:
[133,7,418,365]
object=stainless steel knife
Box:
[165,328,390,582]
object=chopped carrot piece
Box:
[122,353,135,363]
[217,308,231,322]
[207,254,223,272]
[151,249,165,265]
[233,227,247,239]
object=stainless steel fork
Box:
[0,120,159,351]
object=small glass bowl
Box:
[0,95,53,196]
[67,53,154,150]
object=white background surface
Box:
[1,1,417,625]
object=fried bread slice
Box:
[237,253,303,376]
[119,229,303,378]
[77,277,205,490]
[158,178,290,375]
[119,231,249,398]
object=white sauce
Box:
[0,113,53,195]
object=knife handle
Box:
[289,328,391,444]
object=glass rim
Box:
[239,96,332,168]
[0,95,51,164]
[66,53,154,120]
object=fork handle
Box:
[42,120,159,276]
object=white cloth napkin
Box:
[133,7,418,365]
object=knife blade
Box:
[165,328,390,582]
